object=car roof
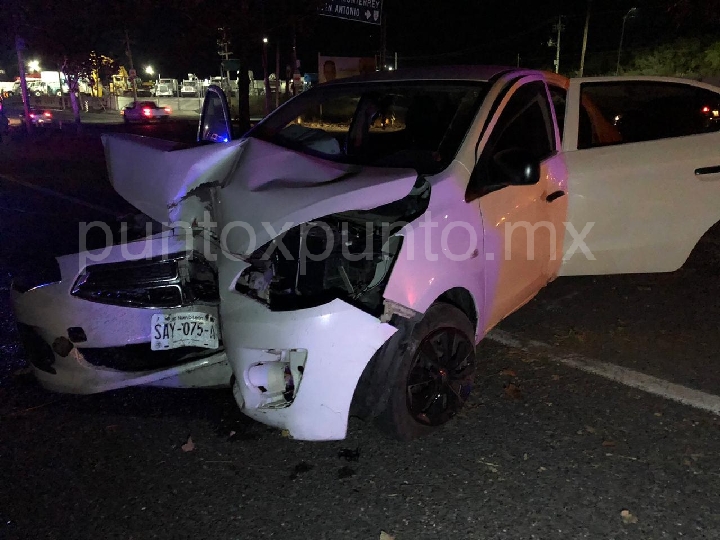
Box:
[322,65,528,86]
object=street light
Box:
[616,7,638,75]
[145,65,154,75]
[27,59,40,72]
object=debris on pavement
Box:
[181,436,195,452]
[289,461,313,480]
[499,368,517,377]
[338,447,360,462]
[379,532,395,540]
[504,383,523,400]
[602,440,617,447]
[620,509,638,524]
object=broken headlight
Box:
[71,252,218,308]
[235,177,430,315]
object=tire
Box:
[374,302,477,441]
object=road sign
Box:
[319,0,383,25]
[128,68,137,79]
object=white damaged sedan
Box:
[14,67,720,440]
[11,230,231,394]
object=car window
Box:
[249,81,489,174]
[579,81,720,148]
[467,80,555,200]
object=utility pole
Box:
[579,0,592,76]
[217,27,233,112]
[275,43,280,109]
[262,37,270,115]
[552,16,565,74]
[124,30,138,101]
[616,7,637,76]
[292,23,299,96]
[14,35,31,134]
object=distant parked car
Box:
[19,108,53,126]
[121,101,171,123]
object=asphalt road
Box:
[2,122,720,540]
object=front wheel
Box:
[375,302,477,440]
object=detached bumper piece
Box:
[71,252,219,308]
[17,324,56,374]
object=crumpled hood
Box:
[102,134,419,254]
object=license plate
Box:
[151,312,219,351]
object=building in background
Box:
[318,55,376,83]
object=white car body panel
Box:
[384,72,567,338]
[12,233,231,394]
[561,76,720,275]
[470,75,567,331]
[382,162,487,338]
[224,296,396,440]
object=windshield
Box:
[249,81,489,174]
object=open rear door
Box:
[561,76,720,276]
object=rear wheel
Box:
[375,303,477,440]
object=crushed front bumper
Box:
[12,284,231,394]
[10,235,231,394]
[223,295,397,441]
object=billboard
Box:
[318,55,377,84]
[318,0,383,25]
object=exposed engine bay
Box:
[235,177,431,315]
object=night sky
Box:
[0,0,716,82]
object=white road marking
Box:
[0,173,119,215]
[487,329,720,416]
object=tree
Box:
[9,0,142,127]
[60,52,118,122]
[625,36,720,78]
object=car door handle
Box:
[546,190,566,203]
[695,165,720,176]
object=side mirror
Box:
[492,148,540,186]
[198,85,232,143]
